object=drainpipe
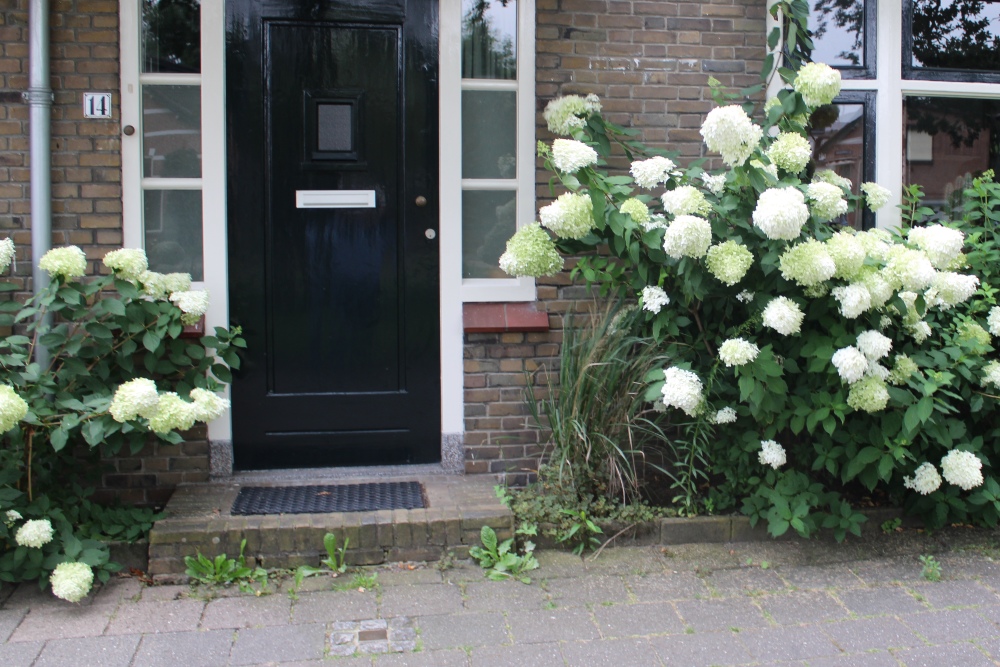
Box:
[25,0,52,366]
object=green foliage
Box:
[468,525,539,584]
[184,539,268,593]
[881,517,903,534]
[291,532,350,595]
[919,554,942,582]
[557,509,603,556]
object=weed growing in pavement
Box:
[469,524,540,584]
[881,518,903,534]
[919,554,943,582]
[184,539,268,594]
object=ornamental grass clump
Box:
[0,242,244,600]
[502,42,1000,536]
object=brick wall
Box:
[462,0,767,482]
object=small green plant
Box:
[184,539,268,593]
[469,525,539,584]
[290,532,350,595]
[558,509,603,556]
[346,572,378,591]
[881,518,903,534]
[919,554,942,582]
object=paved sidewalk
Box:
[5,528,1000,666]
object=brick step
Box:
[147,474,513,581]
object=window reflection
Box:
[910,0,1000,73]
[462,191,517,278]
[810,0,866,68]
[462,0,517,79]
[142,85,202,178]
[142,0,201,74]
[809,103,866,227]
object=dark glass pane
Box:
[462,0,517,79]
[317,104,353,152]
[142,85,201,178]
[810,0,865,68]
[903,96,1000,217]
[809,103,865,228]
[142,0,201,73]
[462,190,516,278]
[911,0,1000,73]
[462,90,516,179]
[144,189,204,280]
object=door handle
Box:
[415,196,427,207]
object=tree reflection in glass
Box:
[911,0,1000,72]
[810,0,865,67]
[462,0,517,80]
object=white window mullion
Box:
[875,0,903,230]
[119,2,142,251]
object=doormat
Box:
[230,482,425,515]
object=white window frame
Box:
[441,0,537,303]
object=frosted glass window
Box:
[462,90,516,179]
[462,190,517,279]
[143,189,204,280]
[142,0,201,73]
[317,103,353,152]
[462,0,517,79]
[142,85,202,178]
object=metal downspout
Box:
[25,0,51,366]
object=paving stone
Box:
[376,648,470,666]
[229,623,327,665]
[105,598,206,635]
[893,642,995,667]
[8,603,114,642]
[469,642,563,667]
[91,577,145,605]
[379,583,464,617]
[2,583,90,610]
[852,558,927,585]
[778,563,865,590]
[507,606,600,643]
[462,580,552,612]
[805,651,902,667]
[0,640,43,667]
[908,579,1000,608]
[837,586,926,616]
[674,597,769,632]
[0,608,26,641]
[758,590,850,625]
[705,568,789,596]
[139,584,192,602]
[291,589,378,623]
[648,630,755,666]
[738,625,841,662]
[901,609,1000,643]
[200,593,292,629]
[626,571,711,602]
[583,546,669,576]
[560,637,663,666]
[373,566,443,586]
[533,551,587,579]
[592,601,685,637]
[415,611,509,650]
[975,635,1000,659]
[131,630,234,667]
[823,617,924,652]
[33,634,141,667]
[545,575,632,607]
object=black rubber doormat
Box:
[230,481,425,515]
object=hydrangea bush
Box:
[501,59,1000,538]
[0,242,243,600]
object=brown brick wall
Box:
[462,0,767,482]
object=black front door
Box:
[226,0,440,469]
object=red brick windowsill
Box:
[463,303,550,333]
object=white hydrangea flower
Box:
[752,187,810,241]
[620,198,650,224]
[766,132,812,174]
[550,139,598,173]
[940,450,984,490]
[189,388,231,423]
[736,290,755,303]
[705,240,754,286]
[832,284,872,319]
[109,378,160,423]
[825,231,866,281]
[539,192,594,240]
[959,321,991,347]
[856,228,893,262]
[885,246,937,292]
[989,306,1000,337]
[641,286,670,314]
[908,225,965,270]
[794,62,841,107]
[102,248,148,281]
[700,105,763,167]
[630,156,679,189]
[832,346,869,384]
[981,360,1000,389]
[718,338,760,367]
[141,271,193,299]
[806,181,848,222]
[147,392,198,434]
[929,272,979,309]
[39,246,87,279]
[713,407,738,424]
[15,519,54,548]
[50,562,94,603]
[861,182,891,211]
[543,94,601,136]
[889,354,920,385]
[0,238,14,273]
[0,385,28,433]
[812,169,852,192]
[904,462,942,495]
[866,362,891,381]
[847,376,890,412]
[762,296,805,336]
[857,330,892,361]
[169,290,210,325]
[660,367,704,417]
[499,224,564,277]
[858,268,894,308]
[5,509,22,524]
[661,185,712,217]
[779,240,836,287]
[641,214,668,232]
[701,172,727,196]
[909,320,933,344]
[758,440,787,469]
[662,215,712,259]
